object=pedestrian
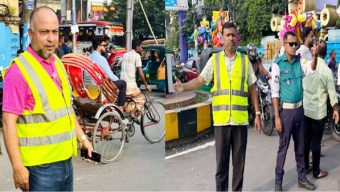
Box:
[328,50,337,78]
[173,22,261,191]
[120,39,151,116]
[296,27,315,62]
[55,34,65,58]
[271,31,317,191]
[303,39,339,179]
[62,36,71,54]
[2,6,94,191]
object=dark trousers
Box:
[275,107,306,185]
[304,116,325,177]
[113,80,126,106]
[215,125,248,191]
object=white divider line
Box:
[165,141,215,160]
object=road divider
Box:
[165,99,212,142]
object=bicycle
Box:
[62,54,164,164]
[92,90,165,163]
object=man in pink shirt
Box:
[2,6,93,191]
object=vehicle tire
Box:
[329,117,340,142]
[126,123,135,137]
[261,104,274,136]
[92,111,125,163]
[141,99,165,143]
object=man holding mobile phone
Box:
[2,6,93,191]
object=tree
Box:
[166,11,179,50]
[103,0,165,40]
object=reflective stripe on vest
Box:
[13,52,77,166]
[211,52,249,124]
[212,105,248,111]
[212,89,248,97]
[20,129,76,146]
[17,106,74,124]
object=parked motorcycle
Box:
[326,86,340,142]
[249,74,274,135]
[257,75,274,135]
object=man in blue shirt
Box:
[87,37,126,110]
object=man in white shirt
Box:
[296,27,315,63]
[120,39,151,114]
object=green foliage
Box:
[181,0,285,47]
[166,12,179,51]
[336,19,340,29]
[103,0,165,40]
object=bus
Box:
[59,21,125,54]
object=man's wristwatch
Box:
[255,111,261,116]
[78,135,88,143]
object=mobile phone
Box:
[80,148,101,163]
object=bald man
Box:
[2,6,93,191]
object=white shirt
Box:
[120,50,142,94]
[296,44,313,62]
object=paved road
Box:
[0,93,165,191]
[165,127,340,191]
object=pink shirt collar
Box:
[27,45,56,65]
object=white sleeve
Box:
[199,57,213,85]
[271,62,280,98]
[135,54,142,68]
[300,58,317,76]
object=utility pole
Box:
[178,11,188,64]
[126,0,133,50]
[71,0,77,53]
[61,0,67,24]
[22,0,34,50]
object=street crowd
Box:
[174,22,339,191]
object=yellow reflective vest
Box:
[211,51,249,125]
[3,51,77,166]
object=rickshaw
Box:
[61,54,165,163]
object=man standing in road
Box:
[271,31,317,191]
[2,6,94,191]
[174,22,261,191]
[303,39,339,179]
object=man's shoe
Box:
[314,170,328,179]
[275,184,282,191]
[298,179,316,191]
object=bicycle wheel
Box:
[141,99,165,143]
[92,111,125,163]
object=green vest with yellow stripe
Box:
[211,51,249,125]
[3,51,77,166]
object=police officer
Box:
[271,31,317,191]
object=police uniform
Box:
[271,54,314,185]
